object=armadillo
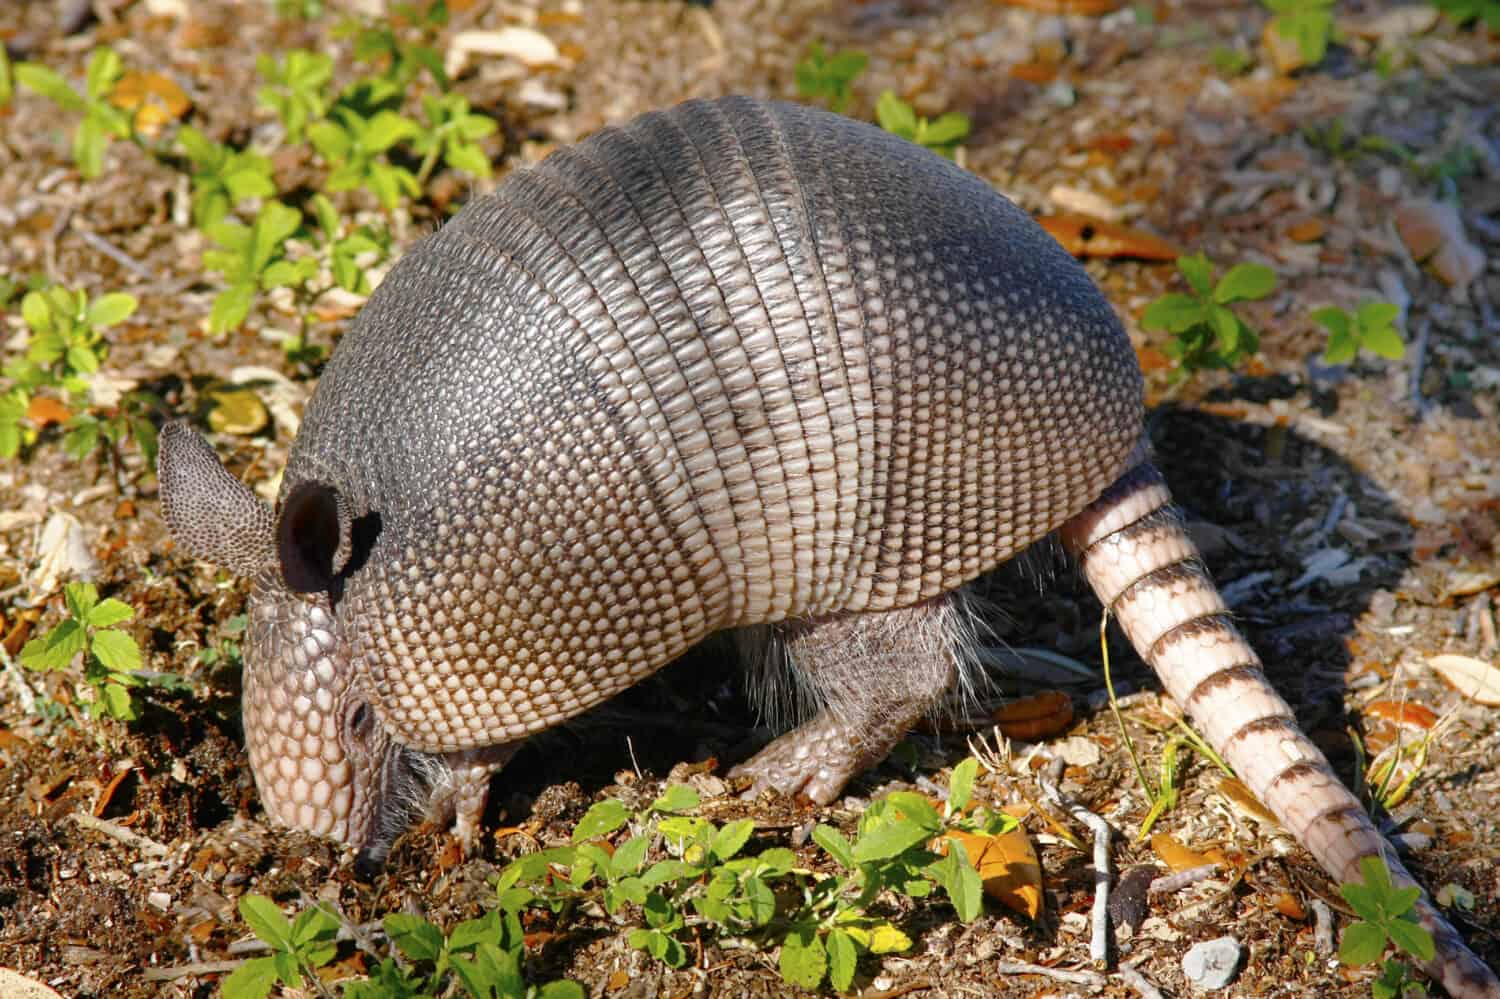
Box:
[157,96,1497,995]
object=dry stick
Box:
[67,810,169,858]
[142,960,242,982]
[1408,317,1433,412]
[74,228,155,281]
[1148,863,1220,895]
[1119,961,1167,999]
[991,961,1106,988]
[1312,898,1337,956]
[1038,756,1111,968]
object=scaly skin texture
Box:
[157,96,1498,995]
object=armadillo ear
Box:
[277,481,351,594]
[158,421,276,577]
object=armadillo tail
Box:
[1061,459,1499,999]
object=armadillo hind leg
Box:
[730,592,975,804]
[1062,459,1500,999]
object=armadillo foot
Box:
[731,593,969,803]
[431,744,521,854]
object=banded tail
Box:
[1062,460,1499,999]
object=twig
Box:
[1311,898,1336,956]
[75,228,155,281]
[1408,317,1432,413]
[66,811,169,858]
[1039,757,1112,968]
[1149,863,1220,895]
[1119,961,1167,999]
[992,961,1106,988]
[141,960,241,982]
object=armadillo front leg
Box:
[731,595,966,804]
[1063,460,1500,999]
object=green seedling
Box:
[273,0,325,19]
[794,41,868,114]
[1429,0,1500,30]
[1264,0,1338,66]
[1313,302,1404,365]
[20,582,146,721]
[222,895,340,999]
[195,613,247,671]
[413,92,497,184]
[1210,44,1255,76]
[308,106,421,211]
[203,200,312,333]
[14,47,132,178]
[339,0,450,90]
[1339,856,1436,999]
[256,49,334,143]
[310,193,391,297]
[1141,252,1277,378]
[10,285,135,394]
[177,126,277,228]
[0,41,13,106]
[875,90,970,159]
[498,772,1008,993]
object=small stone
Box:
[1182,936,1245,989]
[147,891,172,912]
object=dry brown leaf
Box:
[991,690,1074,740]
[1009,61,1060,84]
[1216,777,1279,828]
[1037,215,1181,260]
[945,827,1043,919]
[27,396,71,428]
[1364,700,1438,729]
[1271,892,1307,920]
[995,0,1123,13]
[1261,21,1308,74]
[1395,199,1486,289]
[1286,217,1327,242]
[111,71,191,137]
[1150,832,1217,872]
[1425,654,1500,705]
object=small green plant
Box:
[203,200,311,333]
[14,47,132,178]
[19,582,146,721]
[222,895,340,999]
[177,126,277,228]
[339,0,450,91]
[225,892,583,999]
[0,40,13,107]
[309,105,421,210]
[1264,0,1338,66]
[11,285,135,393]
[412,92,497,184]
[1339,856,1435,999]
[195,613,247,670]
[498,772,1009,993]
[875,90,970,159]
[794,41,868,114]
[1313,302,1404,365]
[256,49,335,143]
[1429,0,1500,30]
[1141,253,1277,378]
[1210,44,1254,76]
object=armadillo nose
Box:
[353,843,388,880]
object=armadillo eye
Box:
[347,701,375,742]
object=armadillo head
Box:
[157,421,435,865]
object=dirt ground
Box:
[0,0,1498,996]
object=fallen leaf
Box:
[1216,777,1280,828]
[1271,892,1306,920]
[1425,654,1500,705]
[446,26,560,77]
[1396,199,1486,289]
[1048,184,1121,221]
[29,513,100,600]
[26,396,71,428]
[205,387,268,436]
[945,827,1043,919]
[996,0,1123,13]
[1037,215,1181,260]
[1364,700,1438,730]
[1261,20,1308,75]
[0,969,65,999]
[1150,832,1219,872]
[1009,61,1060,84]
[111,71,191,137]
[1286,217,1326,242]
[991,690,1074,740]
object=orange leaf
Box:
[946,827,1043,919]
[1037,215,1182,260]
[1286,217,1327,242]
[1136,345,1173,372]
[1216,777,1279,828]
[27,396,71,428]
[1009,61,1059,84]
[991,690,1074,740]
[1271,892,1306,920]
[111,71,191,137]
[1150,832,1217,872]
[1364,700,1438,730]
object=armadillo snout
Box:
[242,576,386,849]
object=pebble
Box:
[1182,936,1244,990]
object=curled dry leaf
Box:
[1425,654,1500,706]
[1149,832,1228,872]
[1363,699,1439,730]
[1048,185,1121,221]
[991,690,1074,740]
[110,71,191,138]
[944,827,1043,919]
[1037,215,1181,260]
[1216,776,1280,828]
[1395,199,1487,289]
[26,396,71,429]
[446,27,560,78]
